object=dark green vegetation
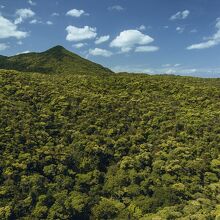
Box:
[0,46,112,75]
[0,47,220,219]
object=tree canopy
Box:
[0,69,220,219]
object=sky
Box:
[0,0,220,77]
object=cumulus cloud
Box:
[187,18,220,50]
[28,0,36,6]
[95,35,110,44]
[29,19,42,24]
[135,45,159,52]
[170,10,190,20]
[176,26,185,33]
[51,12,59,17]
[15,8,35,24]
[110,29,156,53]
[108,5,124,11]
[89,48,113,57]
[29,19,37,24]
[73,43,87,48]
[66,9,88,17]
[66,25,97,42]
[0,15,28,39]
[29,19,52,25]
[46,21,53,25]
[0,43,9,51]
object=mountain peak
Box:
[46,45,66,52]
[52,45,65,49]
[43,45,72,56]
[42,45,72,60]
[0,45,113,75]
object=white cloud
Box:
[164,68,197,75]
[0,43,9,51]
[16,50,31,55]
[110,29,155,53]
[89,48,113,57]
[112,65,220,77]
[163,63,181,67]
[66,25,97,42]
[138,25,146,31]
[73,43,87,48]
[29,19,37,24]
[170,10,190,21]
[108,5,124,11]
[29,19,42,24]
[176,26,184,33]
[46,21,53,25]
[29,19,52,25]
[187,40,218,50]
[95,35,110,44]
[182,10,190,19]
[15,8,35,24]
[0,15,28,39]
[0,5,5,9]
[28,0,36,6]
[52,12,59,16]
[187,18,220,50]
[66,9,88,17]
[135,45,159,52]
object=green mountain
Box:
[0,45,112,75]
[0,47,220,219]
[0,55,7,66]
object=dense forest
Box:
[0,47,220,219]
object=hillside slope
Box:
[0,69,220,219]
[0,46,112,75]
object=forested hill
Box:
[0,68,220,219]
[0,46,112,75]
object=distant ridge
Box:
[0,45,113,75]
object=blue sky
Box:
[0,0,220,77]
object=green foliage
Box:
[91,197,125,219]
[0,69,220,219]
